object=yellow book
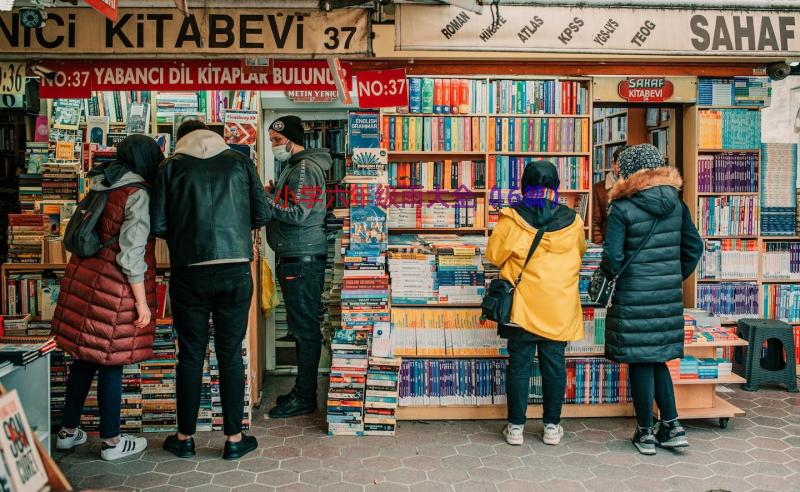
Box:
[501,118,509,152]
[409,116,417,151]
[488,117,496,152]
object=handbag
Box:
[481,224,548,325]
[589,217,659,307]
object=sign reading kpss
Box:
[0,7,370,56]
[356,69,408,109]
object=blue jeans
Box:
[506,337,567,426]
[62,359,122,439]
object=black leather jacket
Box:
[151,130,269,267]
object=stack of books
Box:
[0,314,31,337]
[566,307,606,355]
[760,143,798,236]
[684,315,696,344]
[41,162,80,202]
[0,337,56,365]
[407,77,487,114]
[388,252,438,304]
[121,364,143,433]
[392,308,505,357]
[579,243,602,303]
[489,79,588,115]
[18,173,43,214]
[6,214,46,264]
[488,117,589,153]
[141,320,177,433]
[155,92,199,124]
[697,152,759,192]
[697,196,758,236]
[698,239,759,279]
[529,357,631,404]
[668,356,727,380]
[399,358,508,406]
[364,356,401,436]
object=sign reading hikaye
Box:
[356,69,408,109]
[618,78,674,102]
[397,4,800,56]
[38,60,351,98]
[0,7,370,56]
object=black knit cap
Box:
[521,160,560,191]
[269,115,304,146]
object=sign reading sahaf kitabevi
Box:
[396,4,800,56]
[0,7,370,56]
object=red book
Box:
[434,79,443,114]
[442,79,451,114]
[450,79,460,114]
[460,80,470,113]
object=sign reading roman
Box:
[618,78,674,102]
[397,4,800,56]
[0,7,370,56]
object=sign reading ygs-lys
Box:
[618,78,675,102]
[0,8,370,56]
[396,4,800,56]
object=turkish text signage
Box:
[397,4,800,56]
[618,78,674,102]
[0,7,370,56]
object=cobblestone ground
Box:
[55,376,800,492]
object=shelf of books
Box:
[5,89,265,433]
[592,107,628,183]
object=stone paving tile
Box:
[56,377,800,492]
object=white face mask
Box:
[272,142,293,161]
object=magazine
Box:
[52,99,83,130]
[86,115,110,146]
[126,102,151,134]
[0,390,48,492]
[350,203,388,253]
[224,110,258,145]
[348,148,388,181]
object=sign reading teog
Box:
[618,78,674,102]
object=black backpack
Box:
[63,183,148,258]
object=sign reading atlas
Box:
[397,4,800,56]
[618,78,674,102]
[0,7,369,56]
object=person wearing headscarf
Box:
[600,144,703,455]
[486,161,587,447]
[52,134,164,461]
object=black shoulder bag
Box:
[588,217,659,308]
[481,224,547,326]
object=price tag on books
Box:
[0,62,24,96]
[356,68,408,109]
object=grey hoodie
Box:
[90,170,150,283]
[265,148,332,258]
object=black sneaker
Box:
[223,434,258,460]
[163,434,196,458]
[276,388,297,406]
[655,419,689,448]
[632,427,657,456]
[268,395,316,419]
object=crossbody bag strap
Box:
[614,217,659,280]
[514,223,548,287]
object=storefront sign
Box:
[0,7,370,56]
[85,0,118,22]
[396,4,800,56]
[285,90,339,103]
[356,69,408,109]
[38,59,349,98]
[593,76,696,103]
[0,61,24,95]
[618,78,674,102]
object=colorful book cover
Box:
[350,148,388,180]
[126,102,151,134]
[350,204,387,253]
[0,390,49,492]
[348,112,380,150]
[224,110,258,145]
[87,115,110,145]
[52,99,83,130]
[106,132,129,148]
[34,116,49,143]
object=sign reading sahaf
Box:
[39,60,350,98]
[618,78,675,102]
[356,69,408,109]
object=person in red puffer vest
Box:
[51,135,163,462]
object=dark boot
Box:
[268,394,316,419]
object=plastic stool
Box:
[737,319,799,393]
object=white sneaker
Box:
[100,434,147,461]
[503,423,524,446]
[56,428,88,450]
[542,423,564,445]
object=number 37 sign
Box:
[356,69,408,109]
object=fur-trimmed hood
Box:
[609,166,683,217]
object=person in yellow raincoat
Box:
[486,161,587,448]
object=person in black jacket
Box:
[599,144,703,456]
[151,120,269,461]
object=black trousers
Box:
[277,258,326,403]
[506,336,567,426]
[62,360,122,439]
[170,262,253,436]
[628,362,678,428]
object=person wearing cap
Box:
[265,115,332,419]
[485,161,587,447]
[600,144,703,456]
[151,119,269,460]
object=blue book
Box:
[495,118,502,152]
[509,118,515,152]
[409,78,422,113]
[348,112,380,150]
[444,117,452,152]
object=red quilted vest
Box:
[52,186,157,366]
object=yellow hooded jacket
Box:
[485,207,587,341]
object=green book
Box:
[521,118,529,152]
[402,117,410,151]
[416,117,423,151]
[421,79,434,114]
[198,91,207,119]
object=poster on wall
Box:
[396,4,800,56]
[224,110,258,146]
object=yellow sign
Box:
[0,62,24,95]
[0,8,370,57]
